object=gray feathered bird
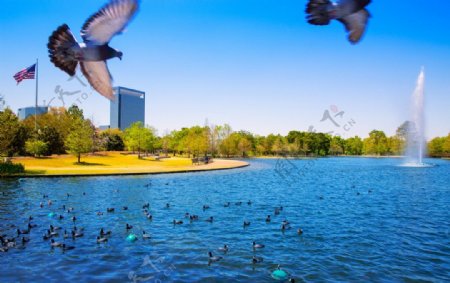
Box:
[306,0,371,44]
[48,0,139,100]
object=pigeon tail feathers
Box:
[48,24,79,76]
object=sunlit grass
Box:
[12,152,246,176]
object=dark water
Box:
[0,158,449,282]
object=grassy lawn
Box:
[11,152,247,176]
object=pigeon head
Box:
[115,50,123,60]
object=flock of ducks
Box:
[1,190,302,282]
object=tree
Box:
[67,105,84,120]
[387,136,404,156]
[329,136,345,155]
[23,107,73,145]
[427,137,445,157]
[271,135,287,156]
[396,121,411,141]
[65,117,94,163]
[186,126,209,157]
[363,130,388,155]
[100,129,125,151]
[37,126,65,155]
[238,136,252,157]
[123,122,155,158]
[25,140,48,157]
[220,133,240,157]
[444,134,450,156]
[345,136,363,155]
[0,109,22,157]
[142,126,157,155]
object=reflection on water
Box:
[0,158,449,282]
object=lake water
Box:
[0,158,449,282]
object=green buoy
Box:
[48,212,56,218]
[271,267,289,281]
[126,234,138,242]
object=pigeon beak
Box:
[117,52,123,61]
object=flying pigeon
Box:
[306,0,371,44]
[47,0,139,100]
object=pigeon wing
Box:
[81,0,139,45]
[306,0,333,25]
[338,8,370,44]
[80,61,114,100]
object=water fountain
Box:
[402,67,432,167]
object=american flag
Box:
[13,64,36,84]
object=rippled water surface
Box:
[0,158,449,282]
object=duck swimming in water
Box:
[21,237,30,244]
[96,236,108,243]
[100,228,111,237]
[266,215,271,223]
[17,228,30,235]
[72,230,84,238]
[62,244,75,251]
[50,225,61,231]
[206,216,214,223]
[28,222,37,229]
[50,239,63,247]
[218,244,229,253]
[208,251,223,264]
[126,223,133,230]
[252,241,265,249]
[252,256,264,264]
[243,221,251,228]
[142,231,151,239]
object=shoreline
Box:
[4,156,249,178]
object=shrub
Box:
[0,161,25,175]
[25,140,48,157]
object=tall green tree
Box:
[37,126,65,155]
[123,122,145,158]
[427,137,445,157]
[329,136,345,155]
[0,109,23,157]
[363,130,388,155]
[345,136,363,155]
[65,117,94,163]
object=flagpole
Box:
[35,58,38,130]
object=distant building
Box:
[98,125,111,131]
[17,106,49,120]
[110,87,145,131]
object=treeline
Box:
[0,107,449,161]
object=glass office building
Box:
[17,106,49,120]
[110,87,145,130]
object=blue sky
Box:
[0,0,449,139]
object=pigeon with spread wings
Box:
[48,0,139,100]
[306,0,371,44]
